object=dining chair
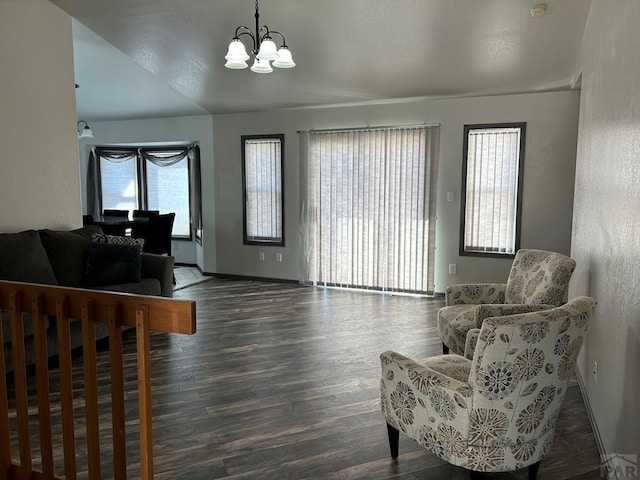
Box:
[132,209,160,218]
[131,210,160,239]
[143,212,175,256]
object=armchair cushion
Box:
[445,283,506,306]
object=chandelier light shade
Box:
[225,0,295,73]
[77,120,94,139]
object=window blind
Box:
[302,125,439,294]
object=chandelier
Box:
[224,0,295,73]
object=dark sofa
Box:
[1,225,175,371]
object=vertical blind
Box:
[463,127,522,254]
[302,125,439,294]
[244,137,283,243]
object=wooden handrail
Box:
[0,280,196,480]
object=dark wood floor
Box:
[16,277,603,479]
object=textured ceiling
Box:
[49,0,592,120]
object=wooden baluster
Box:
[136,305,153,480]
[81,300,101,479]
[10,292,32,475]
[108,303,128,480]
[56,296,77,480]
[0,289,11,477]
[31,293,54,478]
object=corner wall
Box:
[213,91,580,291]
[0,0,81,231]
[571,0,640,462]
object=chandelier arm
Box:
[233,26,257,52]
[266,30,287,47]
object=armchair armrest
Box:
[473,303,555,327]
[381,351,471,392]
[464,329,481,360]
[445,283,506,306]
[141,253,175,298]
[380,351,472,430]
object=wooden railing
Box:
[0,280,196,480]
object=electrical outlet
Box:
[259,252,265,261]
[593,361,598,384]
[276,253,283,262]
[448,263,457,275]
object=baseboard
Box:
[210,273,300,284]
[574,366,608,477]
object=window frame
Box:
[97,145,194,241]
[459,122,526,259]
[241,134,285,247]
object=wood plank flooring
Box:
[16,277,603,479]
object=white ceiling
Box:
[49,0,592,121]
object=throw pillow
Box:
[92,233,145,249]
[0,230,58,285]
[84,243,142,287]
[39,225,103,287]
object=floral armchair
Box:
[380,296,596,479]
[437,249,576,357]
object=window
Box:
[460,123,526,257]
[242,135,284,246]
[144,151,191,240]
[301,125,439,294]
[95,145,198,239]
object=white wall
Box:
[571,0,640,461]
[78,115,215,271]
[213,91,580,291]
[0,0,81,231]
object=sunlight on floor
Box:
[173,266,209,291]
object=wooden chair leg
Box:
[442,342,449,354]
[528,461,541,479]
[386,423,399,459]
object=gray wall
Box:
[0,0,81,232]
[213,91,580,292]
[571,0,640,461]
[78,115,216,271]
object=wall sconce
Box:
[77,120,94,139]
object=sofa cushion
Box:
[39,225,103,287]
[0,230,57,285]
[84,243,143,287]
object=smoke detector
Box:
[530,4,547,18]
